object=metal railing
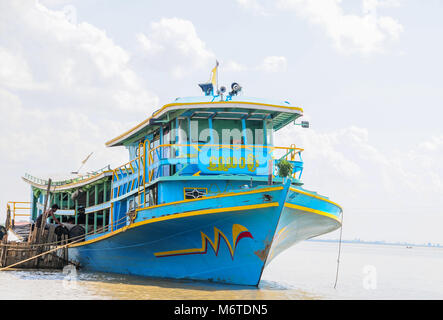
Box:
[6,201,31,227]
[23,165,111,187]
[147,143,304,182]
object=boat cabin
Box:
[22,94,306,238]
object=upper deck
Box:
[21,88,307,232]
[106,95,303,148]
[23,94,306,196]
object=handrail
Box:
[111,143,146,207]
[148,143,303,164]
[146,143,304,182]
[112,154,142,181]
[149,143,304,154]
[24,165,111,187]
[6,201,31,227]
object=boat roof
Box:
[22,170,113,191]
[106,95,303,147]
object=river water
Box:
[1,241,442,299]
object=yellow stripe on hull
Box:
[136,186,284,212]
[289,187,343,211]
[69,202,279,248]
[284,203,342,223]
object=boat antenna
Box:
[72,151,93,174]
[216,60,219,94]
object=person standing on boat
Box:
[35,204,63,228]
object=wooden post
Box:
[4,205,10,239]
[11,203,15,228]
[37,178,52,244]
[62,234,68,265]
[0,206,11,267]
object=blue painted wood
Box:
[69,182,290,286]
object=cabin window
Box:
[150,130,160,149]
[178,118,188,143]
[245,120,265,145]
[162,124,171,145]
[127,144,139,160]
[190,119,210,144]
[128,198,135,212]
[212,119,243,145]
[145,185,158,207]
[134,195,140,209]
[265,119,274,146]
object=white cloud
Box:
[0,1,159,219]
[0,1,158,115]
[419,136,443,152]
[0,47,45,90]
[137,17,289,80]
[137,18,216,79]
[276,124,443,242]
[277,0,403,54]
[258,56,288,72]
[223,60,248,72]
[236,0,269,16]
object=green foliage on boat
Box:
[276,159,293,178]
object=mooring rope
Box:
[0,215,130,271]
[2,214,130,247]
[333,211,344,289]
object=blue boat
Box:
[20,66,342,286]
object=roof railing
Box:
[24,165,111,187]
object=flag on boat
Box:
[210,60,219,87]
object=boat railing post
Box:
[268,159,273,185]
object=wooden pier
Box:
[0,199,73,270]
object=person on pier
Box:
[35,204,63,229]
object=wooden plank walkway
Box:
[0,226,71,269]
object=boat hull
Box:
[68,184,290,286]
[267,187,342,264]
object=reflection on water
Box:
[1,242,442,299]
[0,269,319,300]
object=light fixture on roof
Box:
[294,120,310,128]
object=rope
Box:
[0,214,130,271]
[333,211,344,289]
[1,235,82,271]
[2,214,129,247]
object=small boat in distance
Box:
[19,65,342,286]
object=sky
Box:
[0,0,442,244]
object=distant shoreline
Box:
[307,238,442,248]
